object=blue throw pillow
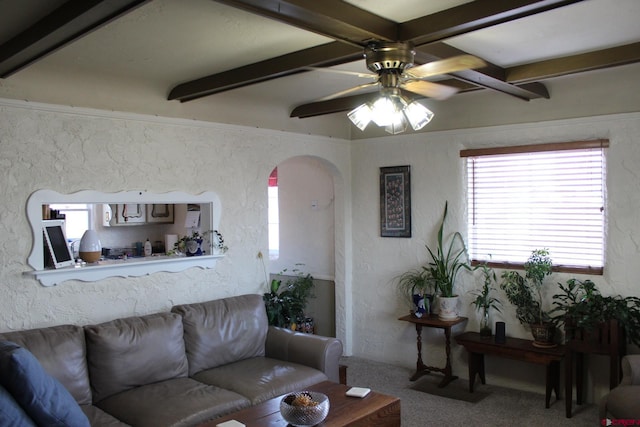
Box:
[0,384,37,427]
[0,341,90,427]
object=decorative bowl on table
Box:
[279,391,329,427]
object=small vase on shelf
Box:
[79,229,102,263]
[479,309,492,337]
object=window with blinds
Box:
[460,140,607,274]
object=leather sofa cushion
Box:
[85,312,189,402]
[193,357,328,405]
[81,405,131,427]
[172,294,268,375]
[0,324,93,405]
[95,377,250,427]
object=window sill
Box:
[23,254,224,287]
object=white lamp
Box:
[79,229,102,263]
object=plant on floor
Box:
[470,263,502,336]
[550,278,640,346]
[263,264,315,329]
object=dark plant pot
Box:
[530,322,557,348]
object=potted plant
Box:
[551,278,640,346]
[471,263,502,337]
[173,229,228,256]
[263,266,315,330]
[394,267,434,318]
[425,201,472,320]
[500,248,556,347]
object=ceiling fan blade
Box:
[316,82,379,102]
[404,55,486,79]
[303,66,376,79]
[402,80,459,100]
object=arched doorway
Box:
[268,155,340,338]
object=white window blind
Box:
[461,140,607,274]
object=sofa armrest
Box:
[265,326,343,383]
[621,355,640,385]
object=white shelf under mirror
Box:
[24,190,223,287]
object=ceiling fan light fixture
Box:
[347,103,373,130]
[404,101,434,131]
[384,116,407,135]
[370,96,401,127]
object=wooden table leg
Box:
[468,352,484,392]
[565,349,573,418]
[545,360,561,408]
[437,326,458,388]
[576,352,584,405]
[479,353,486,385]
[410,323,427,381]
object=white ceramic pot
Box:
[438,296,459,321]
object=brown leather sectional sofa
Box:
[0,293,343,427]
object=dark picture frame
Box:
[380,165,411,237]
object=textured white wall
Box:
[350,112,640,402]
[0,100,351,345]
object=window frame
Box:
[460,139,608,275]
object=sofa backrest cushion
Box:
[0,384,37,427]
[171,294,268,375]
[0,324,92,405]
[0,341,90,427]
[84,312,188,402]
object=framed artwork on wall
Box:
[380,165,411,237]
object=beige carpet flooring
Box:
[340,356,598,426]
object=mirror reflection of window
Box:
[48,204,92,240]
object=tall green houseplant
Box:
[425,201,471,320]
[426,201,471,298]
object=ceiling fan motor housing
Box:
[365,42,415,73]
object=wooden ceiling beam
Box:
[169,42,361,102]
[506,42,640,83]
[213,0,398,46]
[0,0,149,78]
[401,0,587,46]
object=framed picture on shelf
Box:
[380,165,411,238]
[146,204,175,224]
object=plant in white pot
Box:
[394,267,434,317]
[425,201,472,320]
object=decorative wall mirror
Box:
[24,190,223,286]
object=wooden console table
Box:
[398,314,467,388]
[455,331,565,408]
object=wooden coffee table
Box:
[198,381,400,427]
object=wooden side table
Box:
[398,314,467,387]
[455,331,565,408]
